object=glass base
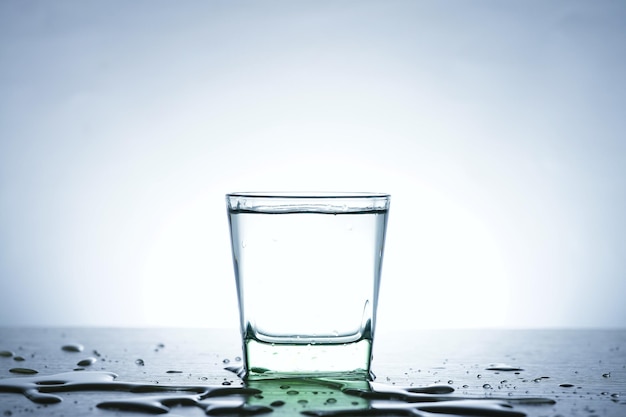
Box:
[243,337,373,380]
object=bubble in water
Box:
[325,398,337,404]
[135,359,145,366]
[222,381,231,386]
[77,358,96,367]
[235,356,242,362]
[62,344,84,353]
[602,372,611,378]
[482,383,492,389]
[223,358,230,364]
[279,385,291,390]
[560,383,574,388]
[271,400,285,407]
[447,380,454,384]
[287,390,299,395]
[13,356,25,362]
[0,350,14,357]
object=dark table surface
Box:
[1,327,625,416]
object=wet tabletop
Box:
[1,328,625,416]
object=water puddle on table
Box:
[0,368,556,416]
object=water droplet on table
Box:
[77,357,96,367]
[61,344,84,353]
[486,364,524,372]
[9,368,38,375]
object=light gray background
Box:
[1,0,624,330]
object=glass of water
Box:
[226,192,390,380]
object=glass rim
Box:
[226,191,390,199]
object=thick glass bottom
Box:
[243,337,373,380]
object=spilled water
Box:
[0,338,562,416]
[0,366,557,416]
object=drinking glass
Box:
[226,192,390,380]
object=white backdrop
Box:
[1,0,625,330]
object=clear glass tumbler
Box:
[226,192,390,380]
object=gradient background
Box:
[1,0,625,330]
